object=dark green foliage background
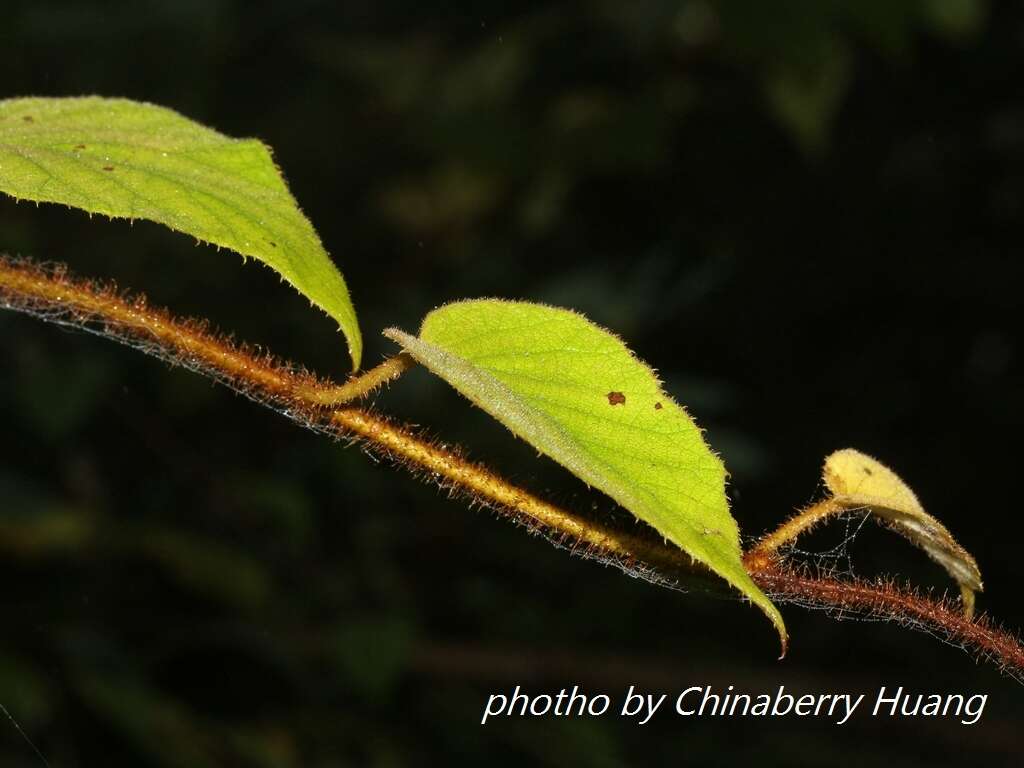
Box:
[2,1,1023,765]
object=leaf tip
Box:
[763,599,788,657]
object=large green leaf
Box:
[0,96,361,368]
[385,299,785,645]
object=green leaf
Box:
[384,299,785,646]
[0,96,361,368]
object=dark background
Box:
[2,1,1023,765]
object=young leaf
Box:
[823,448,983,616]
[384,299,786,647]
[0,96,361,368]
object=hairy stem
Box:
[0,255,411,407]
[2,253,1022,679]
[316,353,416,404]
[745,499,841,571]
[325,406,723,592]
[748,562,1024,682]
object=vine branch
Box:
[2,253,1022,680]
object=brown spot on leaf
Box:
[22,116,34,123]
[269,241,278,247]
[102,165,115,171]
[75,144,87,150]
[654,402,663,410]
[607,391,626,406]
[863,466,873,476]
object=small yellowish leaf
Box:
[385,299,785,647]
[824,448,983,614]
[0,96,362,368]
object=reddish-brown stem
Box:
[749,561,1024,682]
[2,253,1022,680]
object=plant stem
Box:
[2,253,1022,679]
[748,562,1024,681]
[317,353,416,404]
[745,499,841,571]
[325,406,725,593]
[0,255,410,406]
